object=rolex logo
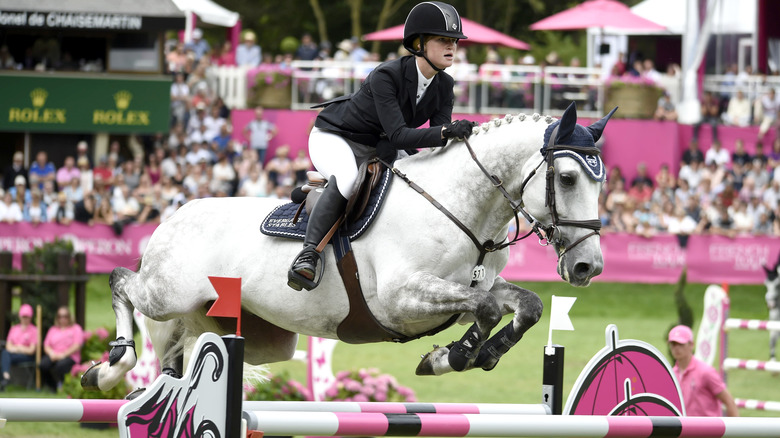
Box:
[113,90,133,110]
[30,88,48,108]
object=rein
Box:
[379,127,603,284]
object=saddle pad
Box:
[260,167,392,241]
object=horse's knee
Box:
[517,291,543,328]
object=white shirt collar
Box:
[415,61,432,105]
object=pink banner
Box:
[0,222,156,273]
[1,223,778,285]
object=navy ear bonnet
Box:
[541,103,618,183]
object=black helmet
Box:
[403,2,468,54]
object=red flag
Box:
[207,276,242,336]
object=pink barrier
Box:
[2,223,779,284]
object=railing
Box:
[209,61,759,118]
[703,74,780,101]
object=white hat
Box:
[14,175,26,186]
[192,28,203,39]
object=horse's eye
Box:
[560,173,576,186]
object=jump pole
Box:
[244,401,550,415]
[243,412,780,437]
[724,319,780,331]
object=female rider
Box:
[288,1,477,291]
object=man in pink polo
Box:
[669,324,739,417]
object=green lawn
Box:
[1,276,778,437]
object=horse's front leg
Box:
[473,277,543,371]
[399,273,503,376]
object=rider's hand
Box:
[442,120,477,140]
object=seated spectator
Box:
[630,163,654,188]
[654,92,677,121]
[753,141,769,167]
[627,179,653,205]
[49,192,74,225]
[731,139,751,167]
[22,188,47,224]
[633,202,658,238]
[10,174,31,205]
[755,211,773,235]
[0,192,23,223]
[159,176,181,205]
[606,166,626,194]
[185,141,213,167]
[704,140,730,168]
[723,89,752,127]
[236,31,261,68]
[211,123,232,153]
[654,163,676,197]
[40,306,83,392]
[757,88,779,141]
[0,304,38,391]
[681,140,705,166]
[55,156,80,189]
[693,91,720,142]
[3,151,27,192]
[93,156,114,187]
[238,165,270,197]
[667,205,698,247]
[265,145,295,191]
[730,198,753,234]
[73,192,96,225]
[28,151,56,190]
[41,180,56,206]
[708,202,737,238]
[292,149,312,186]
[210,151,237,196]
[77,156,93,194]
[768,138,780,169]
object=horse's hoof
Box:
[125,387,146,400]
[415,352,436,376]
[81,361,102,391]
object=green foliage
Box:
[18,238,76,332]
[279,36,299,54]
[61,326,130,400]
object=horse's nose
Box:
[573,259,603,282]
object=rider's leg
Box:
[287,176,347,291]
[287,128,357,291]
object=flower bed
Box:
[247,64,292,108]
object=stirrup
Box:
[287,247,326,291]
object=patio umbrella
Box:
[363,17,530,50]
[530,0,666,31]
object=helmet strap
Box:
[412,37,444,73]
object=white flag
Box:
[550,295,576,331]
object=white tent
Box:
[630,0,755,35]
[172,0,239,42]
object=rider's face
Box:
[424,36,458,69]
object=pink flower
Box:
[374,390,387,402]
[345,380,362,392]
[96,327,109,339]
[353,394,369,402]
[325,386,339,398]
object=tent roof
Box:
[0,0,184,17]
[627,0,755,35]
[171,0,239,28]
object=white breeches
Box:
[308,127,362,199]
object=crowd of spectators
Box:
[598,137,780,244]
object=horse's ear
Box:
[587,107,618,144]
[555,102,578,144]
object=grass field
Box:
[0,275,778,437]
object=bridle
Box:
[381,125,603,285]
[515,125,603,256]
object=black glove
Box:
[442,120,477,140]
[375,138,398,164]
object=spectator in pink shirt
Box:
[0,304,38,391]
[668,325,739,417]
[55,156,81,189]
[39,306,83,392]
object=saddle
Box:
[297,160,385,227]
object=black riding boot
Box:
[287,176,347,291]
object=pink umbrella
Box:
[530,0,665,31]
[363,17,530,51]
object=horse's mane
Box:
[408,112,557,162]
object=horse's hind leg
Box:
[82,267,139,391]
[474,278,543,371]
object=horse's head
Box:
[518,102,616,286]
[764,253,780,304]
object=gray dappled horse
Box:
[763,256,780,360]
[83,103,615,392]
